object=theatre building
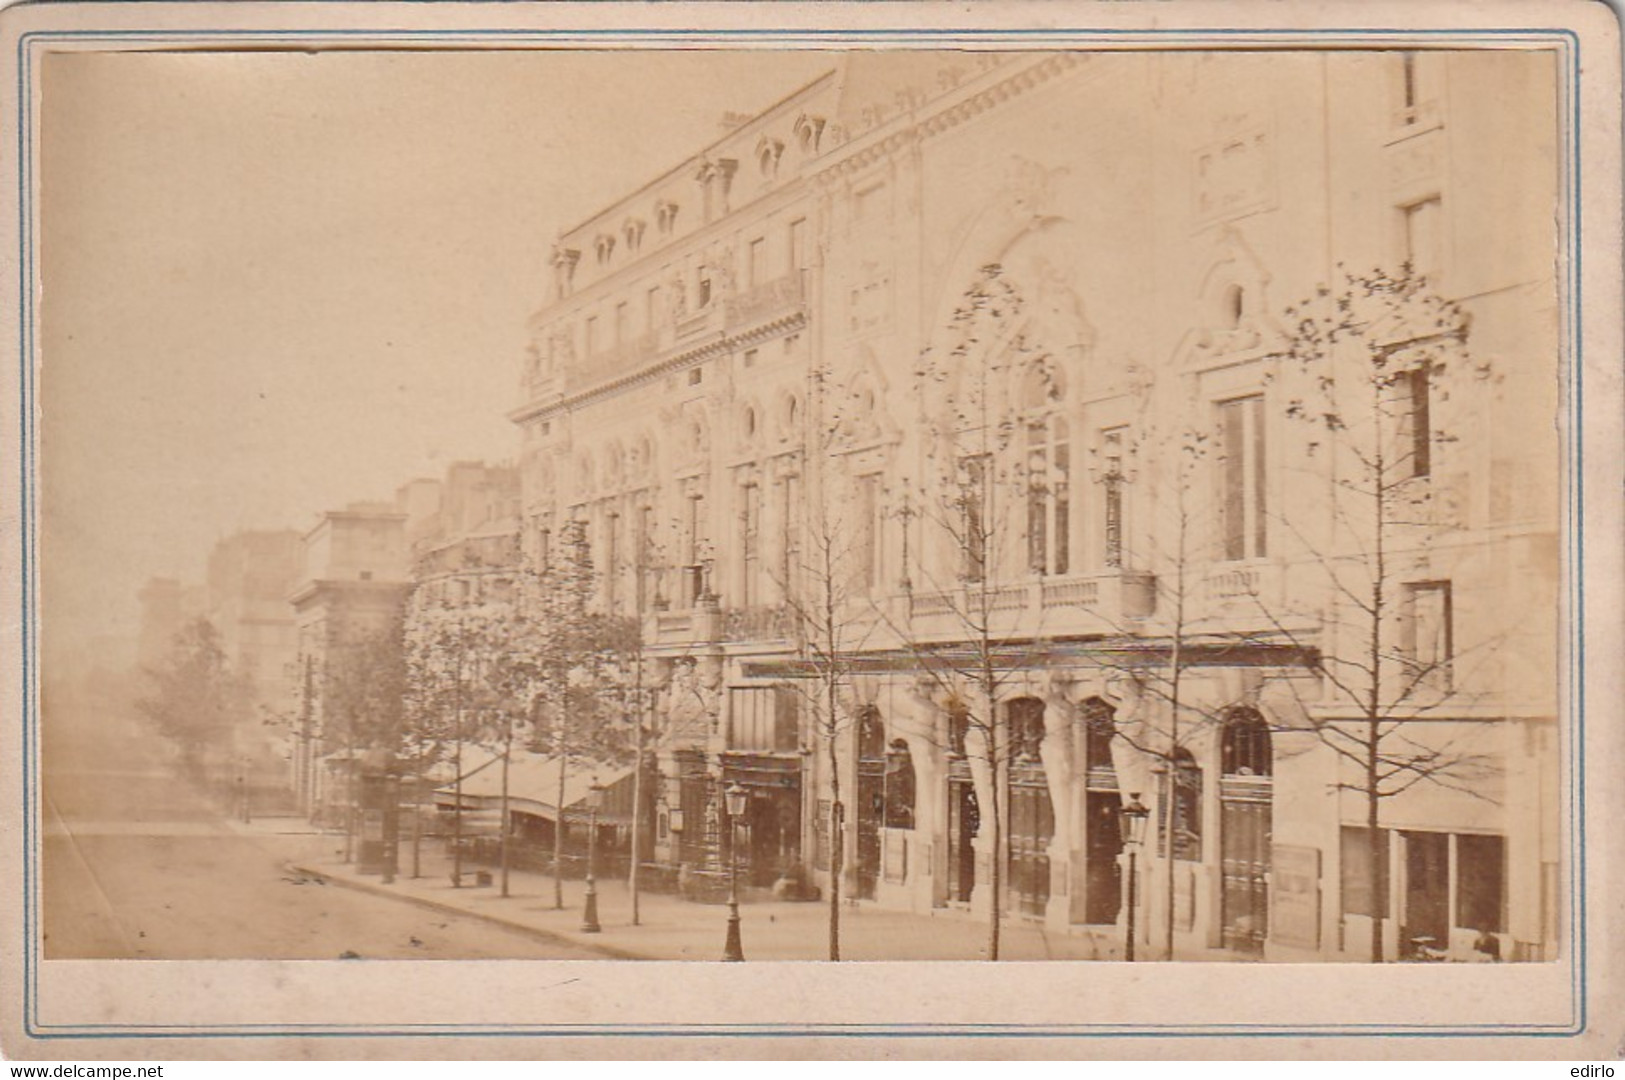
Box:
[511,50,1562,960]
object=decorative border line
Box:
[14,23,1586,1042]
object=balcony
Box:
[905,570,1156,637]
[563,330,660,394]
[1200,560,1286,629]
[724,273,803,328]
[722,604,797,643]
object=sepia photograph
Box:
[6,0,1622,1060]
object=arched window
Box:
[1006,697,1046,763]
[1221,707,1272,777]
[1021,362,1071,577]
[1081,696,1116,772]
[1223,283,1245,329]
[884,738,915,829]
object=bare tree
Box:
[1257,264,1498,962]
[889,262,1068,961]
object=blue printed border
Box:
[14,23,1588,1043]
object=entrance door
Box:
[746,784,801,887]
[947,772,978,903]
[1084,791,1123,925]
[1220,795,1271,954]
[1220,708,1273,955]
[1009,764,1055,917]
[1402,830,1450,955]
[854,707,885,900]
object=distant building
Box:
[511,51,1560,961]
[203,529,303,725]
[289,501,415,816]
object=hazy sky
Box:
[39,49,835,659]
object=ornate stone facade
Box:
[512,51,1562,960]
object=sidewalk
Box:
[242,814,1134,962]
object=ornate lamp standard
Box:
[581,778,604,933]
[1120,791,1151,962]
[722,782,747,962]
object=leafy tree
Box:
[136,617,250,782]
[321,617,408,861]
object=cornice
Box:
[813,53,1088,187]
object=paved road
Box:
[40,693,610,960]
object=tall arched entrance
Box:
[1081,697,1124,925]
[1007,697,1055,917]
[853,706,886,900]
[1219,707,1274,955]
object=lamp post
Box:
[722,782,747,962]
[1120,791,1150,963]
[581,778,604,933]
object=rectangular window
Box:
[1027,423,1048,577]
[584,316,598,357]
[960,456,989,583]
[781,473,802,598]
[1396,366,1432,480]
[1156,757,1203,862]
[604,511,621,610]
[634,504,653,612]
[1404,581,1453,689]
[855,474,880,595]
[1101,426,1127,568]
[1456,833,1506,934]
[788,218,806,274]
[536,516,553,573]
[1340,825,1390,918]
[614,301,629,347]
[748,237,766,288]
[1218,396,1267,561]
[646,285,662,333]
[687,494,708,605]
[1402,197,1442,279]
[728,687,800,753]
[740,483,760,607]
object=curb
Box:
[285,862,647,961]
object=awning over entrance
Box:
[433,751,635,825]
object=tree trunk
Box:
[554,737,568,909]
[984,685,1002,961]
[1367,732,1385,963]
[499,727,512,898]
[826,709,843,961]
[629,694,644,926]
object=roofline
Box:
[554,66,838,245]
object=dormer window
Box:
[696,158,739,222]
[622,217,647,253]
[794,113,826,154]
[756,135,785,178]
[594,233,616,265]
[656,200,680,235]
[551,246,580,299]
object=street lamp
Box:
[1120,791,1151,962]
[722,782,747,962]
[581,778,604,933]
